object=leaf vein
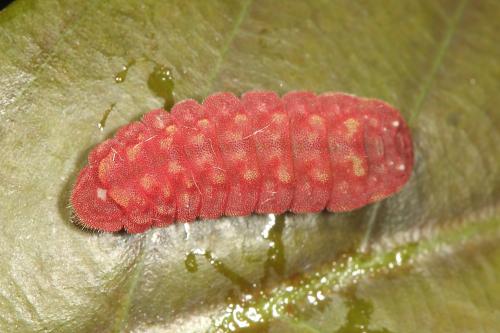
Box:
[113,237,147,333]
[205,0,253,95]
[409,0,468,124]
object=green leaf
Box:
[0,1,498,332]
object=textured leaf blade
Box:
[0,0,499,332]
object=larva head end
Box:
[70,166,126,232]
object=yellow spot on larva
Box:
[185,178,196,189]
[160,137,173,150]
[140,174,155,190]
[109,187,131,208]
[309,115,325,127]
[234,114,248,124]
[344,118,359,137]
[156,204,172,215]
[225,131,243,141]
[198,119,210,127]
[165,125,177,134]
[212,171,226,184]
[161,185,171,198]
[197,152,214,166]
[268,147,282,158]
[126,145,141,161]
[312,168,330,183]
[255,141,265,152]
[156,204,166,214]
[272,113,287,123]
[98,157,112,183]
[168,161,183,173]
[231,150,246,161]
[243,169,259,181]
[277,166,291,183]
[269,132,281,144]
[180,193,190,206]
[350,155,365,176]
[306,132,319,144]
[301,150,320,163]
[190,134,205,145]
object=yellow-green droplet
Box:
[184,251,198,273]
[148,65,175,110]
[335,287,394,333]
[185,249,253,292]
[97,103,116,131]
[114,60,136,83]
[261,214,286,285]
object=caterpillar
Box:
[71,91,414,233]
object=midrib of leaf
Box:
[408,0,468,124]
[360,202,382,252]
[210,213,500,332]
[112,2,254,331]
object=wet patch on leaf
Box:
[114,60,136,84]
[97,103,116,131]
[147,64,175,110]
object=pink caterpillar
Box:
[71,91,414,233]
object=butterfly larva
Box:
[71,91,414,233]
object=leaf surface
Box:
[0,1,499,332]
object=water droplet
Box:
[97,103,116,131]
[246,307,263,323]
[114,60,136,83]
[184,251,198,272]
[307,294,317,305]
[395,252,403,265]
[232,304,250,328]
[148,65,175,110]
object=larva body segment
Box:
[319,93,371,211]
[284,92,332,213]
[71,91,414,233]
[242,92,294,214]
[204,93,262,217]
